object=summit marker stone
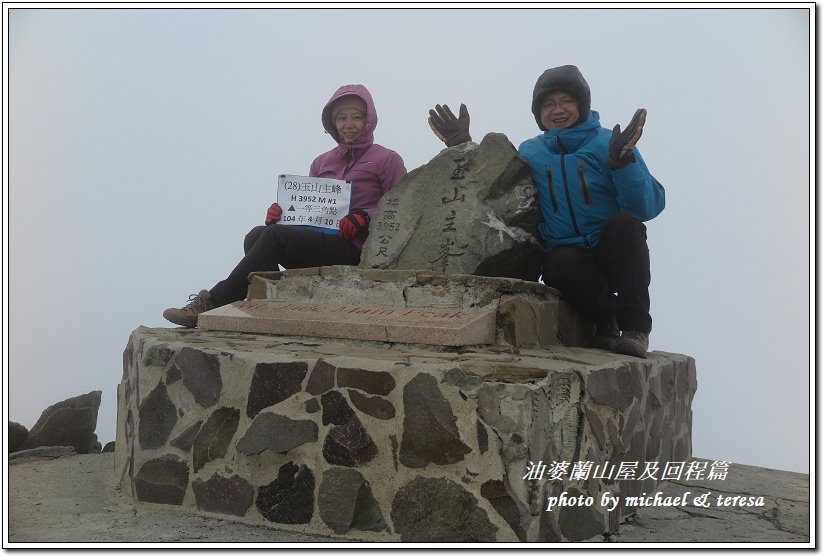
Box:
[359,133,544,280]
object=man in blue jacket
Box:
[428,65,665,358]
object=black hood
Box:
[531,65,591,131]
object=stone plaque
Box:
[198,301,495,346]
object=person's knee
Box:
[604,212,640,229]
[541,246,583,281]
[244,225,268,253]
[602,212,647,241]
[544,246,580,268]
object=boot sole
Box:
[162,310,198,329]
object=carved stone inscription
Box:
[359,132,545,280]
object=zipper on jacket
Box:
[343,146,357,175]
[545,166,558,212]
[577,161,592,206]
[560,154,588,248]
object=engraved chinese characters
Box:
[359,133,545,280]
[432,157,470,272]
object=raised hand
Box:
[428,103,472,147]
[608,108,647,169]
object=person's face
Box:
[334,108,366,143]
[540,90,580,130]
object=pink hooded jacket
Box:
[308,84,407,249]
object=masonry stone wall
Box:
[117,324,695,542]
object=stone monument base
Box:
[240,266,593,349]
[117,268,696,542]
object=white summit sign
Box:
[276,174,352,231]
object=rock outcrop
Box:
[8,421,28,453]
[19,391,102,454]
[359,133,544,280]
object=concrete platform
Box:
[117,325,696,542]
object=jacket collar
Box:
[544,110,601,153]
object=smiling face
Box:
[334,107,366,143]
[539,90,580,130]
[331,95,368,144]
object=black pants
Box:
[209,225,361,306]
[541,212,652,333]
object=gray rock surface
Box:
[169,347,222,408]
[8,445,76,464]
[170,421,202,452]
[192,407,240,472]
[359,133,544,280]
[134,454,189,505]
[236,412,319,455]
[318,468,386,534]
[246,362,308,418]
[390,476,498,542]
[256,462,315,525]
[192,473,255,517]
[306,359,335,396]
[8,421,28,453]
[399,372,472,468]
[138,381,177,449]
[19,391,102,454]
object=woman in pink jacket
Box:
[163,84,407,327]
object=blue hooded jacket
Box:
[518,110,665,251]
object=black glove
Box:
[428,103,472,147]
[608,108,647,169]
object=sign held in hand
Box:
[276,174,352,230]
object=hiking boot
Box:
[592,318,621,352]
[614,330,649,359]
[163,290,217,328]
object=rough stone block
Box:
[236,413,318,455]
[20,391,102,454]
[244,267,591,350]
[198,300,496,346]
[256,461,315,524]
[318,468,387,534]
[359,133,545,280]
[192,473,255,517]
[8,421,29,453]
[134,454,189,505]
